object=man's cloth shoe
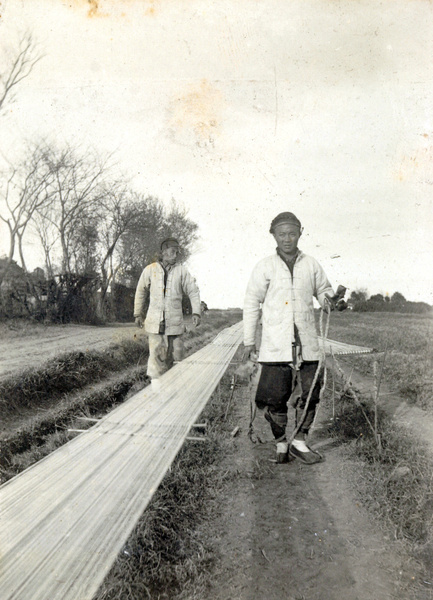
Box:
[276,441,289,464]
[289,443,322,464]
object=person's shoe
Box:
[276,441,289,464]
[150,378,161,392]
[289,440,322,464]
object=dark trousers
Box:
[255,362,322,440]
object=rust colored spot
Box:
[396,143,433,183]
[67,0,107,18]
[65,1,162,20]
[88,0,99,17]
[145,1,156,15]
[167,79,224,149]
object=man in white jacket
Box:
[134,238,201,382]
[243,212,336,464]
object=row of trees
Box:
[0,143,198,321]
[349,290,431,314]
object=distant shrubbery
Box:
[349,290,432,314]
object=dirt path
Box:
[203,374,430,600]
[0,324,145,380]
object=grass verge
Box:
[329,393,433,578]
[0,340,149,418]
[1,310,242,485]
[0,311,243,592]
[0,366,149,483]
[324,311,433,411]
[0,309,241,419]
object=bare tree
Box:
[116,195,166,283]
[34,144,109,274]
[0,135,201,322]
[69,214,100,276]
[0,33,43,286]
[117,197,198,286]
[32,202,58,278]
[0,32,42,116]
[0,145,53,284]
[164,199,199,261]
[96,184,137,300]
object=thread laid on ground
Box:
[0,321,243,600]
[321,338,374,355]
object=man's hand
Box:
[336,299,348,311]
[243,344,258,363]
[135,316,144,328]
[325,285,348,313]
[192,314,201,327]
[324,294,335,314]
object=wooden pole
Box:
[373,358,380,453]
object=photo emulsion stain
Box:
[168,79,224,149]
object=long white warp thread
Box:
[0,321,244,600]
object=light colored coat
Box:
[243,251,334,362]
[134,262,200,336]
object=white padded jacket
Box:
[243,251,334,362]
[134,262,201,336]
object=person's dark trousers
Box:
[255,361,322,440]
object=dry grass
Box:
[2,372,238,598]
[324,311,433,578]
[0,318,61,340]
[329,395,433,577]
[0,309,241,420]
[0,367,149,483]
[0,340,149,418]
[1,310,242,484]
[325,311,433,410]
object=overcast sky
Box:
[1,0,432,308]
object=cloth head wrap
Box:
[269,212,301,233]
[160,237,180,251]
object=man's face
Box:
[273,223,301,256]
[161,246,178,265]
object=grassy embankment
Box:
[326,311,433,577]
[0,309,241,483]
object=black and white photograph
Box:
[0,1,432,599]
